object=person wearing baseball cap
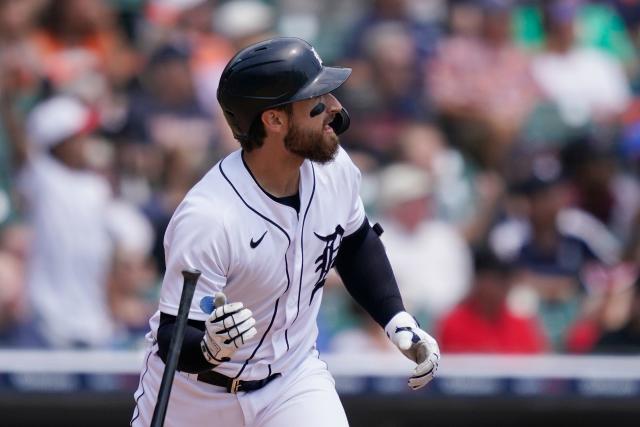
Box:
[9,95,118,349]
[25,95,100,169]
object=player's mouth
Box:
[323,119,334,133]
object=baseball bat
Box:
[151,268,201,427]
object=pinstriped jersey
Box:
[147,146,365,380]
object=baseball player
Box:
[131,37,440,427]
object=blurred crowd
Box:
[1,0,640,355]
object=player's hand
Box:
[200,292,257,365]
[384,311,440,390]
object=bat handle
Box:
[151,268,201,427]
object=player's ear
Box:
[261,109,287,134]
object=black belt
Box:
[197,370,281,394]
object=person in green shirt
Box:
[513,0,638,75]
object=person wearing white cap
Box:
[213,0,276,49]
[376,163,472,329]
[10,95,118,348]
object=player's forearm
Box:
[335,218,405,327]
[157,312,215,374]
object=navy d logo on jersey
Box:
[309,224,344,304]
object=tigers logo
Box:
[309,224,344,304]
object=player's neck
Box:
[242,145,302,198]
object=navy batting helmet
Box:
[216,37,352,141]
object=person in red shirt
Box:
[437,248,547,353]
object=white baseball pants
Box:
[131,348,349,427]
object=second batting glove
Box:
[385,311,440,390]
[200,293,257,365]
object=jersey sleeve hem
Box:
[159,302,210,322]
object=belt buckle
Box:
[229,378,241,394]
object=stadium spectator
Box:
[493,161,622,351]
[106,200,157,348]
[339,22,430,161]
[530,0,632,129]
[564,262,638,353]
[395,122,505,247]
[593,276,640,353]
[429,0,540,170]
[0,251,26,345]
[623,208,640,266]
[30,0,137,101]
[561,136,640,240]
[213,0,276,50]
[609,0,640,38]
[396,123,474,224]
[437,248,547,353]
[119,43,219,272]
[140,0,236,147]
[0,0,46,229]
[0,218,31,347]
[377,163,472,328]
[514,0,639,75]
[120,43,216,163]
[334,0,442,161]
[607,0,640,79]
[0,77,22,228]
[10,96,119,348]
[341,0,440,65]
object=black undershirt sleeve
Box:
[156,312,214,374]
[335,217,405,327]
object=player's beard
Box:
[284,121,339,164]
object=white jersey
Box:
[19,154,115,347]
[148,147,365,380]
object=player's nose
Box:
[325,93,342,114]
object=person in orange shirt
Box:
[30,0,138,97]
[437,248,547,353]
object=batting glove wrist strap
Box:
[201,301,257,365]
[384,311,441,390]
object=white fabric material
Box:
[380,219,472,320]
[131,346,347,427]
[26,96,93,149]
[556,208,621,265]
[531,48,631,126]
[214,0,275,39]
[149,0,205,12]
[148,147,366,382]
[489,208,622,266]
[105,200,154,255]
[19,154,115,347]
[377,163,432,210]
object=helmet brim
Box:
[292,66,352,102]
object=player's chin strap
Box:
[329,107,350,135]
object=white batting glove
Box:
[384,311,440,390]
[200,293,257,365]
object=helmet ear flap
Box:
[329,108,350,135]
